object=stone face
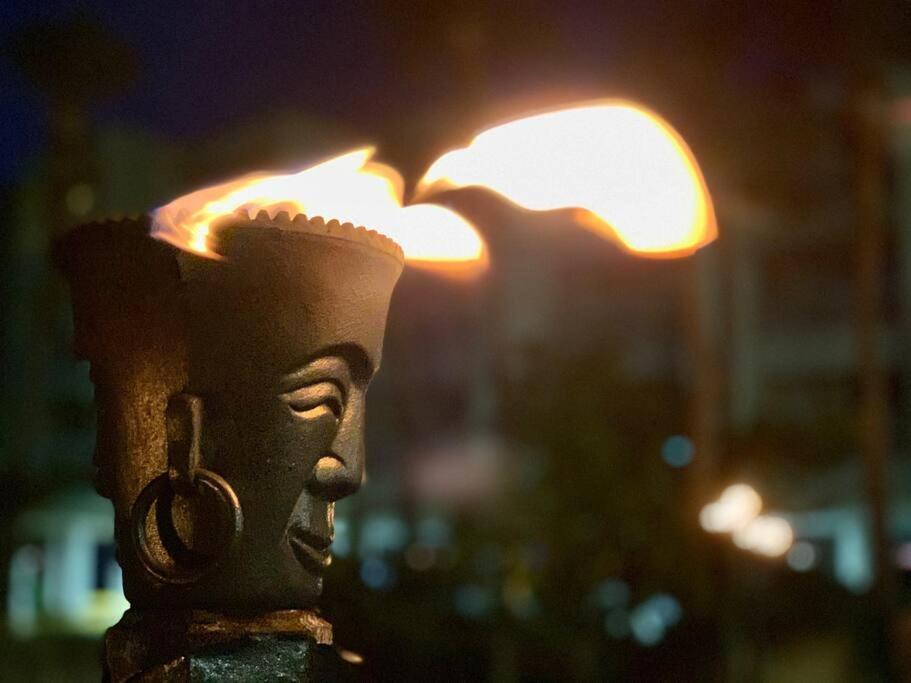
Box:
[59,218,403,612]
[58,217,403,680]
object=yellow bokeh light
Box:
[699,484,762,533]
[733,515,794,557]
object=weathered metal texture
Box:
[58,213,403,679]
[57,218,188,594]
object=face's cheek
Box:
[254,400,342,528]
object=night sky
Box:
[2,1,904,187]
[0,1,390,183]
[0,1,625,185]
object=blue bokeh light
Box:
[360,557,397,591]
[661,435,694,468]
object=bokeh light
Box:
[733,516,794,557]
[660,435,694,468]
[787,541,817,572]
[699,484,763,533]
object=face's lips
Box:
[288,527,333,572]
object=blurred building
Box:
[8,487,126,637]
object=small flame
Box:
[417,101,716,257]
[152,148,486,275]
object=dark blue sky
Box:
[0,1,611,185]
[0,0,443,184]
[0,1,876,188]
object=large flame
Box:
[151,148,487,275]
[417,101,716,257]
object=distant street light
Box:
[733,516,794,557]
[699,484,762,533]
[700,484,794,558]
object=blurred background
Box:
[2,1,911,680]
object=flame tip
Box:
[417,100,714,258]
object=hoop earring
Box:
[130,468,243,584]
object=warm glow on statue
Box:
[59,214,404,678]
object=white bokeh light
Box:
[733,515,794,557]
[699,484,762,533]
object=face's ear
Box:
[166,393,204,495]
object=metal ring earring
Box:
[130,468,243,585]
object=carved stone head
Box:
[59,215,403,612]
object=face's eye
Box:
[283,381,344,421]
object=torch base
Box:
[103,608,349,681]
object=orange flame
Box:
[151,148,487,275]
[417,100,716,257]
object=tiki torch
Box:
[59,213,404,679]
[58,101,714,681]
[58,149,484,680]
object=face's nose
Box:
[306,389,365,502]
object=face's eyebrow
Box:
[328,343,373,382]
[278,344,373,391]
[279,357,350,394]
